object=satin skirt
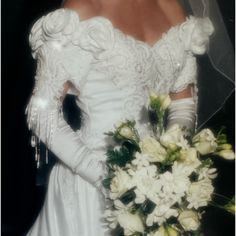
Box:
[27,163,109,236]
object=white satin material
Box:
[167,97,196,133]
[26,8,213,236]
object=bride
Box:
[25,0,228,235]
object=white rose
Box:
[178,210,200,231]
[149,91,158,99]
[179,148,201,169]
[216,149,235,160]
[148,225,179,236]
[149,92,171,111]
[187,179,214,209]
[160,124,188,149]
[117,212,144,235]
[114,121,138,142]
[159,95,171,110]
[192,129,217,155]
[110,167,132,199]
[119,126,134,139]
[114,121,123,129]
[140,137,167,162]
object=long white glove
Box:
[26,93,106,189]
[26,43,106,191]
[167,97,196,135]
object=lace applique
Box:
[151,16,213,95]
[78,18,154,120]
[76,17,115,54]
[171,54,197,93]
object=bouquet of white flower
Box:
[103,93,235,236]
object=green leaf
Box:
[106,146,135,167]
[216,126,226,137]
[119,188,136,205]
[140,199,156,215]
[148,109,159,126]
[224,196,235,214]
[102,178,112,189]
[183,231,204,236]
[123,140,140,154]
[111,226,124,236]
[145,223,160,232]
[216,128,228,144]
[104,131,115,136]
[130,233,143,236]
[200,158,214,167]
[189,172,198,182]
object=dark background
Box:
[2,0,235,236]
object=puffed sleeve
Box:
[170,16,214,93]
[26,9,106,189]
[165,16,214,133]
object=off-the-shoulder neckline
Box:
[61,7,191,49]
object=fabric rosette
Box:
[29,9,79,58]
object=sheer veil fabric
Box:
[181,0,234,128]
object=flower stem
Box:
[212,193,231,201]
[208,201,226,210]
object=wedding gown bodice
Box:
[26,8,213,236]
[28,8,213,150]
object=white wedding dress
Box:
[26,8,213,236]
